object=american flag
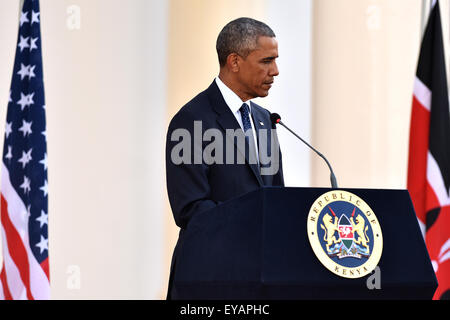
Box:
[0,0,49,299]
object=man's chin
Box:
[259,90,270,97]
[247,88,270,99]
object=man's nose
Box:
[270,61,279,77]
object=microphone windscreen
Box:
[270,113,281,125]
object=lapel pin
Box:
[259,121,264,126]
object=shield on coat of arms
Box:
[338,214,353,250]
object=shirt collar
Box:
[215,77,252,114]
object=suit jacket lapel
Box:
[206,81,264,187]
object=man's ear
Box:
[226,53,240,73]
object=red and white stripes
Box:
[0,164,49,300]
[409,77,432,235]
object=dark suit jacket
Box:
[165,80,284,298]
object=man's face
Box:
[236,36,279,100]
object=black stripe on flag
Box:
[417,1,450,196]
[426,207,440,231]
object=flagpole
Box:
[19,0,24,15]
[421,0,431,34]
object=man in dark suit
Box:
[165,17,284,299]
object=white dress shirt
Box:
[215,77,259,163]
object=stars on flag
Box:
[35,235,48,254]
[19,10,29,27]
[31,11,40,25]
[5,146,13,162]
[3,0,49,269]
[17,63,36,81]
[36,210,48,228]
[18,119,33,137]
[30,37,38,52]
[5,122,12,138]
[17,92,35,110]
[17,36,39,53]
[18,35,30,52]
[18,148,32,169]
[39,180,48,197]
[19,176,31,194]
[20,9,40,27]
[39,153,47,170]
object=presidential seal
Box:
[307,190,383,278]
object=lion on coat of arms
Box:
[350,214,370,253]
[320,213,341,252]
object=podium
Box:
[172,187,437,299]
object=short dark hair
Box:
[216,17,276,67]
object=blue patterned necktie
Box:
[240,103,252,132]
[239,103,259,166]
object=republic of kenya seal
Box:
[307,190,383,279]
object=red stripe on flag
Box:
[425,206,450,299]
[40,258,49,281]
[408,94,431,223]
[0,195,34,300]
[0,265,12,300]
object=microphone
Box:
[270,113,338,189]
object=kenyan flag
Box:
[408,0,450,300]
